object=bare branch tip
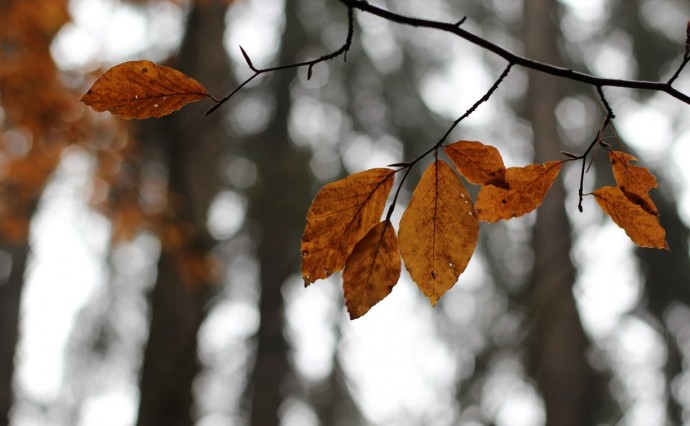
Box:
[455,16,467,27]
[239,46,255,70]
[205,103,220,116]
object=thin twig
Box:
[667,54,690,86]
[596,85,614,118]
[437,63,513,146]
[206,5,354,115]
[384,64,513,220]
[577,113,614,212]
[386,166,413,223]
[341,0,690,105]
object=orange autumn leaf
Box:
[342,221,401,319]
[301,168,395,285]
[609,150,658,215]
[475,161,563,222]
[81,60,210,119]
[444,140,508,188]
[593,186,668,249]
[398,160,479,305]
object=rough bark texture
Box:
[0,245,29,425]
[136,1,230,425]
[523,1,599,425]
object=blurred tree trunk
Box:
[636,194,690,424]
[0,0,70,422]
[0,244,29,425]
[523,1,600,425]
[244,0,313,423]
[307,328,362,426]
[136,1,230,425]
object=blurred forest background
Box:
[2,0,690,425]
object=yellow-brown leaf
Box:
[81,60,210,119]
[609,150,658,215]
[593,186,668,249]
[475,161,563,222]
[342,221,401,319]
[302,168,395,285]
[398,160,479,305]
[444,140,508,188]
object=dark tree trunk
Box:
[523,1,600,425]
[245,1,313,424]
[136,1,230,425]
[136,254,209,426]
[0,244,29,426]
[636,195,690,424]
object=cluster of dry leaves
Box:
[81,60,668,319]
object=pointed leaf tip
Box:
[81,60,210,119]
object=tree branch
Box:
[206,5,354,115]
[341,0,690,105]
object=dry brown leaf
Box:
[444,140,508,188]
[609,150,658,215]
[81,60,210,119]
[302,168,395,285]
[475,161,563,222]
[593,186,668,249]
[398,160,479,305]
[342,221,401,319]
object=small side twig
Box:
[575,87,615,212]
[206,5,354,116]
[668,20,690,86]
